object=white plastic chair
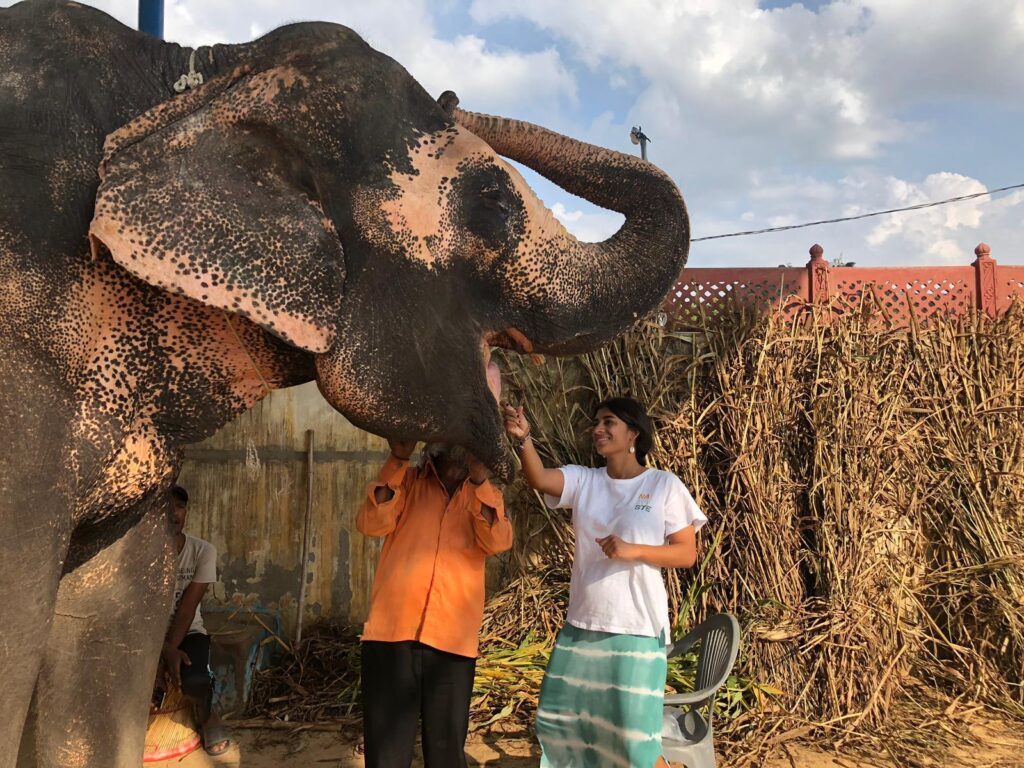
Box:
[661,613,741,768]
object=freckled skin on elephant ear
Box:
[89,66,345,354]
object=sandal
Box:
[202,723,231,757]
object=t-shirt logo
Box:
[634,493,652,513]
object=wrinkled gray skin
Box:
[0,2,689,765]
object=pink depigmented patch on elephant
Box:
[52,249,296,520]
[88,218,335,354]
[159,304,284,406]
[76,424,167,517]
[375,127,475,269]
[57,268,138,392]
[0,70,33,102]
[247,65,310,106]
[483,345,502,404]
[166,124,200,150]
[499,161,572,294]
[377,124,572,280]
[51,265,166,517]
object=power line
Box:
[691,182,1024,243]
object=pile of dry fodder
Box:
[248,622,362,728]
[484,300,1024,764]
[249,301,1023,765]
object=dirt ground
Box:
[150,718,1024,768]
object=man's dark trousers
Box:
[178,632,214,724]
[361,640,476,768]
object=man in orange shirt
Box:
[357,433,512,768]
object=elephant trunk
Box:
[451,107,689,354]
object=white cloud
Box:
[690,169,1020,268]
[465,0,1023,265]
[396,36,576,118]
[858,1,1024,107]
[863,173,986,250]
[927,238,962,262]
[551,203,622,243]
[470,0,898,161]
[54,1,577,117]
[469,0,1024,164]
[749,173,838,203]
[550,203,582,223]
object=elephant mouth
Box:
[488,325,602,359]
[487,327,547,363]
[479,340,513,477]
[489,327,535,355]
[480,343,504,410]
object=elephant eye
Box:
[480,185,508,212]
[451,165,524,245]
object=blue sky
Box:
[6,0,1022,266]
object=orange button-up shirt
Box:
[357,454,513,658]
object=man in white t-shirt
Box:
[153,485,231,756]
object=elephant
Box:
[0,1,689,765]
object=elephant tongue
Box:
[485,359,502,405]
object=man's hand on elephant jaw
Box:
[466,453,490,485]
[311,315,515,483]
[387,437,417,462]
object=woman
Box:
[503,397,706,768]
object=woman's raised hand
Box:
[502,402,530,441]
[502,401,563,498]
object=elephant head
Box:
[88,23,689,478]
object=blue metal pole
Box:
[138,0,164,39]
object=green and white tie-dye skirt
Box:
[536,623,667,768]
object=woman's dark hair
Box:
[170,484,189,505]
[593,397,655,465]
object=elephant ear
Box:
[89,65,344,354]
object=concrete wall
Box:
[176,382,387,638]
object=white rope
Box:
[173,49,205,93]
[245,438,262,480]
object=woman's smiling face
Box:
[592,407,637,458]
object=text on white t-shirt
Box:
[173,534,217,636]
[546,465,707,639]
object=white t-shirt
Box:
[546,465,707,640]
[172,534,217,636]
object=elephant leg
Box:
[0,507,67,768]
[26,495,174,768]
[0,420,73,765]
